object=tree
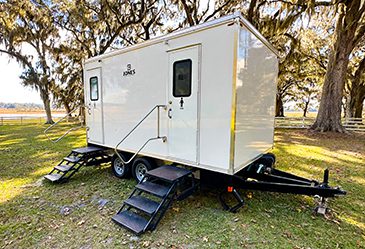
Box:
[47,0,163,116]
[346,52,365,120]
[289,79,321,117]
[0,0,58,124]
[311,1,365,132]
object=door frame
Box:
[166,44,201,164]
[85,67,105,144]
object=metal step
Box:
[146,165,192,183]
[44,173,63,182]
[136,181,169,198]
[124,196,159,215]
[64,156,81,163]
[112,210,148,235]
[72,146,104,154]
[54,165,74,172]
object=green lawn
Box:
[0,124,364,248]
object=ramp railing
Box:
[114,105,167,165]
[44,105,89,143]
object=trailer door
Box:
[168,46,200,163]
[86,67,104,144]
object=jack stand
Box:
[314,168,330,215]
[314,196,328,215]
[219,187,245,213]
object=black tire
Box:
[261,153,276,165]
[111,154,131,179]
[132,157,155,182]
[247,153,276,174]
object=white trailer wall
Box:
[232,26,278,173]
[85,21,237,173]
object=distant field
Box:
[285,111,317,118]
[0,108,65,115]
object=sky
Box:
[0,1,218,106]
[0,54,42,104]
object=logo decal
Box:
[123,63,135,76]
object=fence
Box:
[0,116,51,125]
[1,115,365,132]
[0,115,70,125]
[275,117,365,132]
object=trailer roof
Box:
[85,13,280,63]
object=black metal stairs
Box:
[112,165,195,235]
[44,146,110,183]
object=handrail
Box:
[114,104,167,165]
[44,105,89,143]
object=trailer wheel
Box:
[132,158,155,182]
[248,153,276,174]
[261,153,276,165]
[111,154,131,179]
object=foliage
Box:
[0,0,59,123]
[0,0,365,130]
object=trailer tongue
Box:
[201,155,346,214]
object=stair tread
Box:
[124,196,159,215]
[72,146,104,154]
[112,210,148,235]
[54,164,74,172]
[147,165,192,182]
[44,173,63,182]
[136,181,169,198]
[64,156,81,163]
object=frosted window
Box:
[90,77,98,101]
[173,59,192,97]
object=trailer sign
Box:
[123,64,135,76]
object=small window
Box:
[90,76,98,101]
[173,59,192,97]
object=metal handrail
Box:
[44,105,89,143]
[114,104,167,165]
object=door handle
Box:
[168,108,172,119]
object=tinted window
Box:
[173,59,192,97]
[90,77,98,101]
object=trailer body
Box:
[83,13,278,175]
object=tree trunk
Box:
[353,89,365,119]
[311,37,351,132]
[354,101,364,119]
[311,0,364,132]
[63,101,71,115]
[275,95,284,117]
[62,99,72,121]
[79,105,86,125]
[347,84,365,119]
[40,90,54,124]
[303,100,309,117]
[344,94,352,118]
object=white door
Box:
[168,46,200,163]
[86,68,104,144]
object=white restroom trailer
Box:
[83,13,279,178]
[44,14,344,232]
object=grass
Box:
[0,124,364,248]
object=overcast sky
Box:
[0,54,42,104]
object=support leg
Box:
[219,187,245,213]
[314,196,328,215]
